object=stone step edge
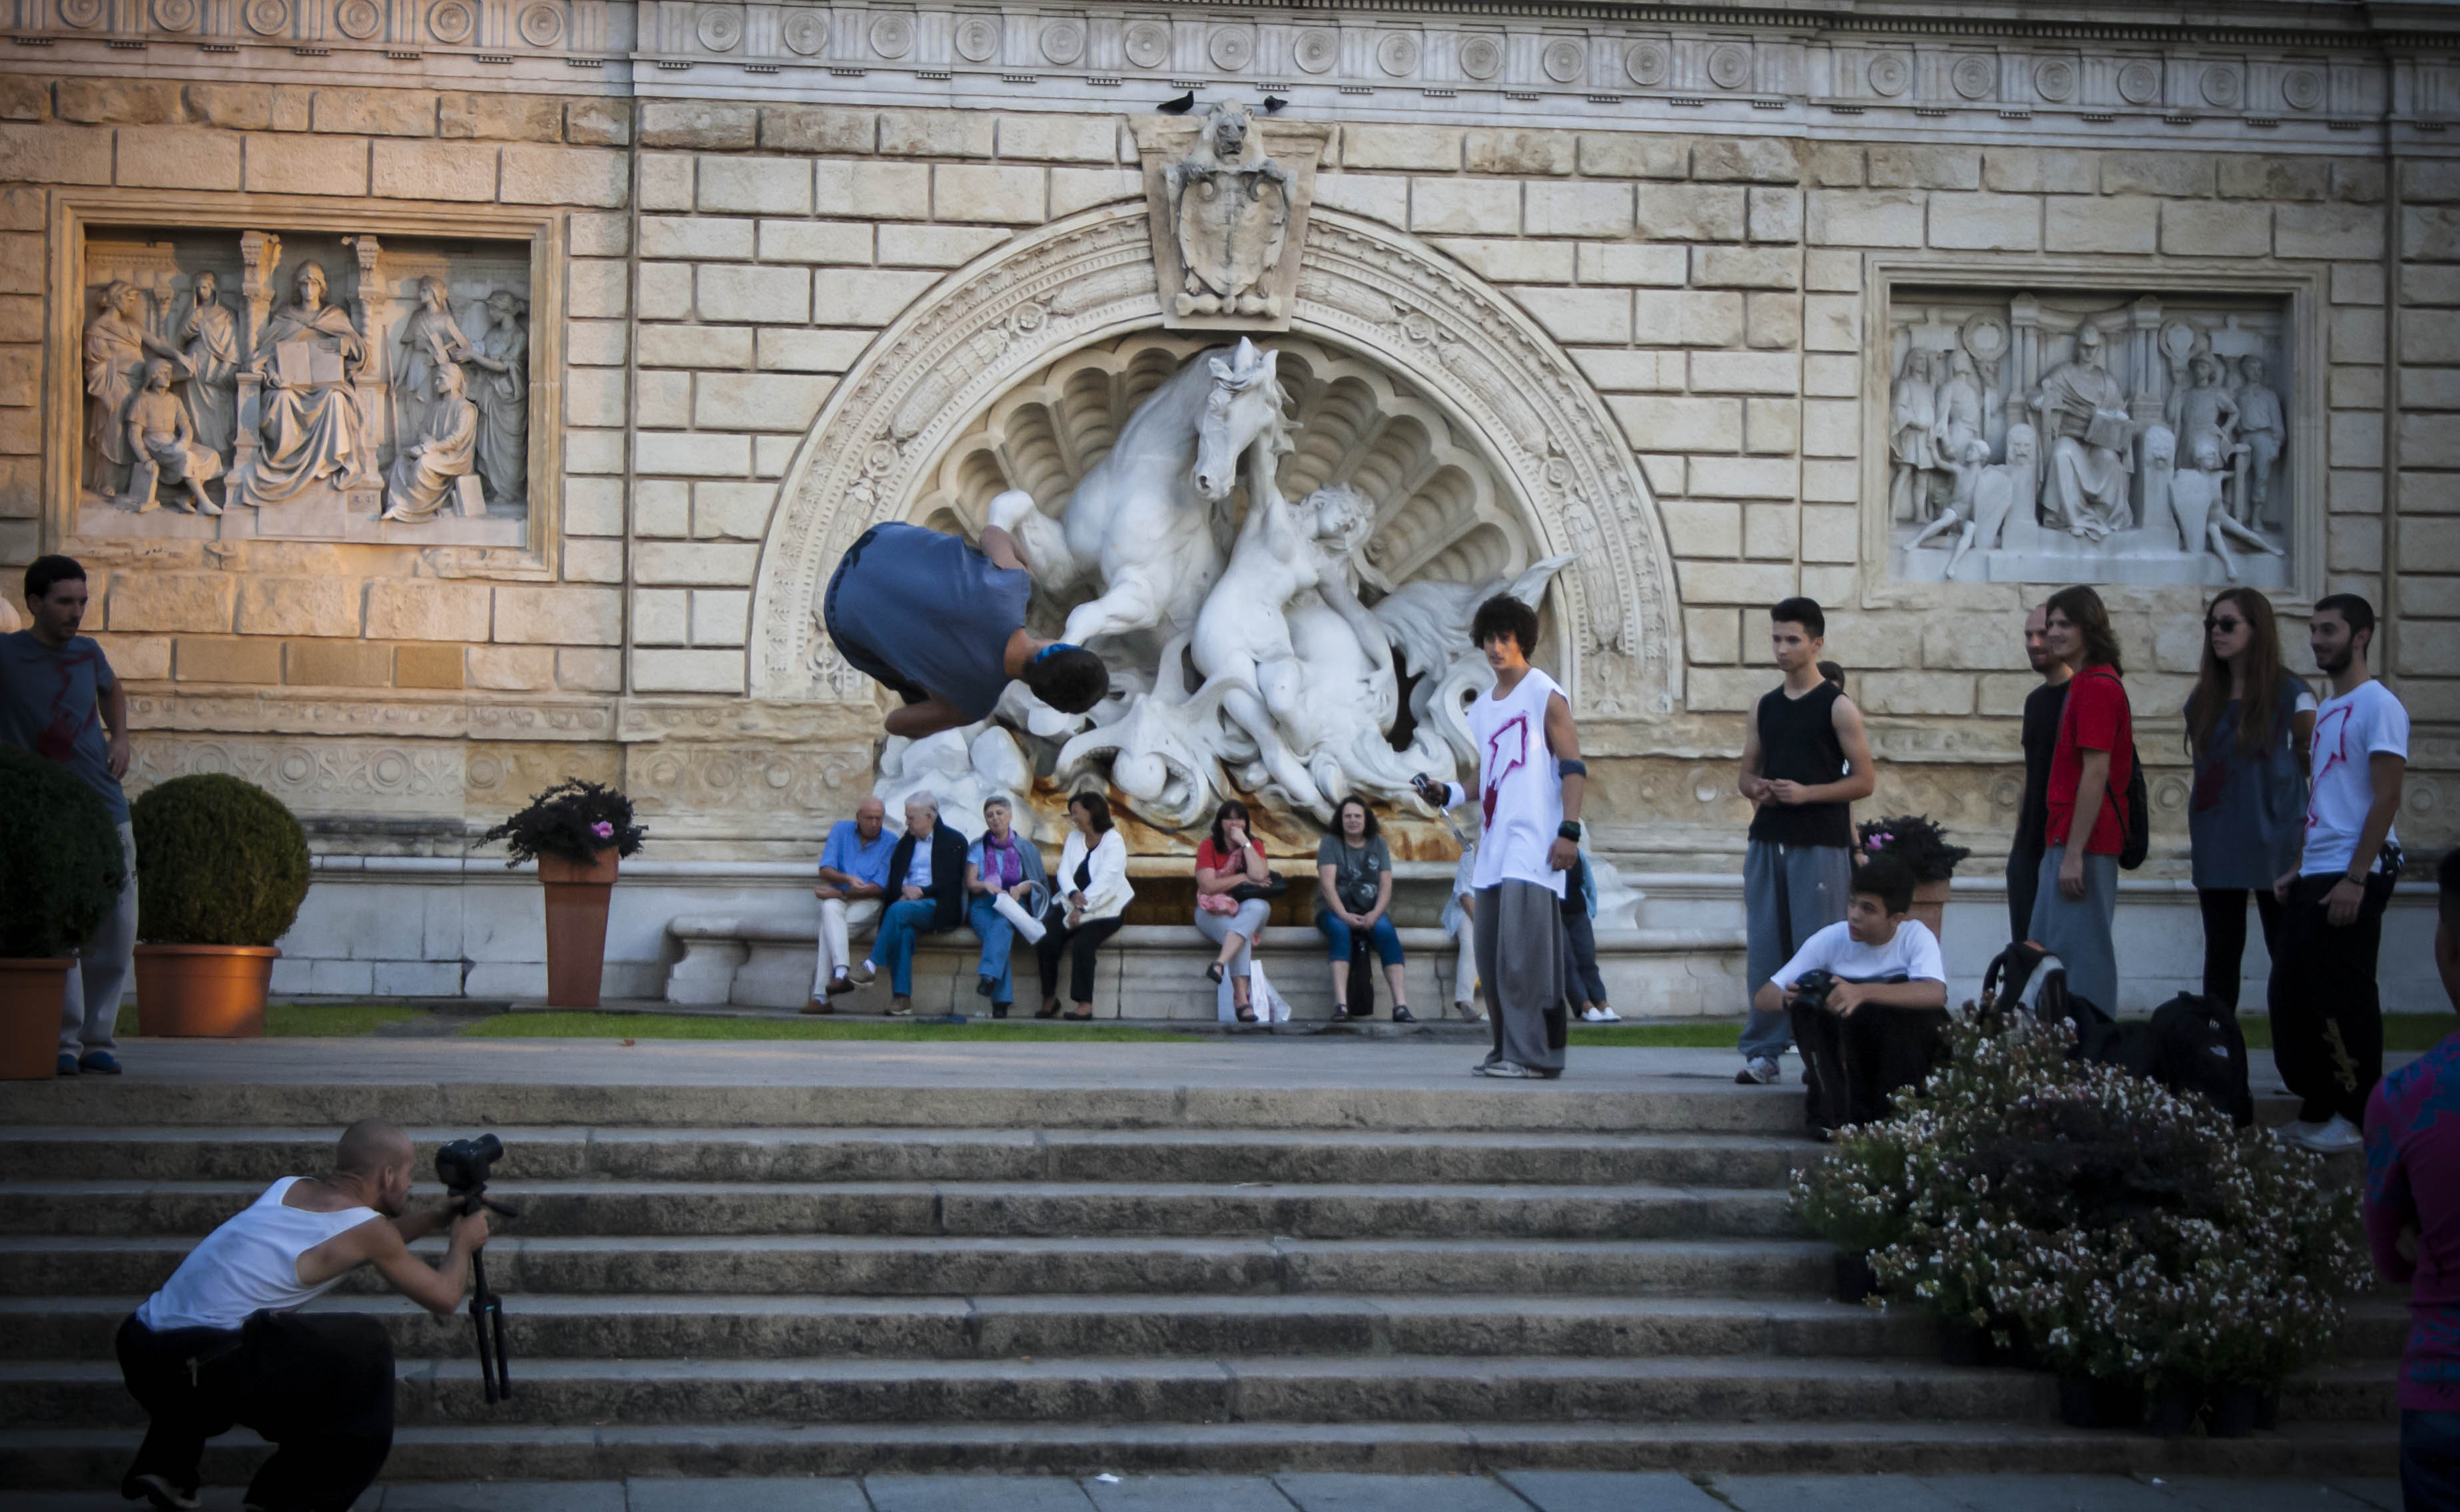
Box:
[0,1124,1809,1149]
[0,1418,2398,1485]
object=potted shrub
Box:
[1856,814,1971,936]
[129,774,311,1037]
[0,746,127,1077]
[480,779,645,1008]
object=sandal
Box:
[1036,999,1062,1019]
[1206,962,1227,985]
[1235,1003,1257,1023]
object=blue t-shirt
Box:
[817,818,896,887]
[823,523,1033,719]
[0,630,127,823]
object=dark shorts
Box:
[823,526,928,706]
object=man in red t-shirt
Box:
[2026,585,2134,1015]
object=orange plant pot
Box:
[0,958,73,1079]
[538,848,619,1008]
[1909,879,1952,941]
[133,944,278,1037]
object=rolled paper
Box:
[993,889,1046,944]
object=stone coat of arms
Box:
[1136,106,1329,333]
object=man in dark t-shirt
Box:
[2008,604,2074,943]
[1733,597,1877,1086]
[823,515,1107,739]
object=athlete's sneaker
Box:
[1477,1061,1539,1079]
[1735,1057,1781,1086]
[885,996,913,1018]
[2287,1115,2363,1155]
[1580,1005,1620,1024]
[123,1473,199,1510]
[850,959,878,985]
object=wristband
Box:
[1558,822,1582,840]
[1556,758,1588,778]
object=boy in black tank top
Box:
[1735,598,1877,1085]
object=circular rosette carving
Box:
[244,0,289,34]
[953,14,998,63]
[1122,19,1169,69]
[150,0,198,27]
[1459,34,1503,81]
[59,0,105,26]
[1865,51,1909,97]
[2116,57,2162,105]
[426,0,473,43]
[1207,25,1253,72]
[2282,67,2324,111]
[1624,41,1668,88]
[697,5,743,52]
[2032,57,2076,103]
[781,7,825,55]
[1293,27,1337,75]
[1706,43,1750,90]
[869,13,912,59]
[2200,63,2242,108]
[1949,53,1995,101]
[1039,19,1084,65]
[1542,37,1586,85]
[1375,32,1419,78]
[332,0,381,37]
[515,2,563,47]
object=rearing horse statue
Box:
[988,338,1292,651]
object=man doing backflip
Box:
[823,519,1109,738]
[1416,593,1585,1080]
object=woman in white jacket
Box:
[1036,791,1134,1020]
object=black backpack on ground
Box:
[2146,992,2255,1126]
[1980,941,2136,1065]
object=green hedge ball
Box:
[129,773,311,948]
[0,744,124,959]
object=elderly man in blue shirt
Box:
[805,796,896,1014]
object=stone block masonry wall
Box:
[620,101,1141,695]
[0,79,633,707]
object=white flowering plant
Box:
[1795,1007,2367,1386]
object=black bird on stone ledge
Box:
[1261,96,1288,113]
[1157,91,1196,114]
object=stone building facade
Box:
[4,1,2455,1011]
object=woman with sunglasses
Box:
[2185,587,2315,1011]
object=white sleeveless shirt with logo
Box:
[1466,667,1567,897]
[135,1176,384,1333]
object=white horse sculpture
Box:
[989,337,1292,651]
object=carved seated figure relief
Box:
[121,358,223,517]
[1893,290,2294,587]
[381,362,481,523]
[230,260,375,511]
[83,280,185,500]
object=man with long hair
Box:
[2184,589,2313,1012]
[2273,593,2407,1155]
[2028,585,2134,1015]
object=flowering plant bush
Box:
[479,779,648,868]
[1854,814,1973,883]
[1796,1007,2367,1387]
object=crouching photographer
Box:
[115,1119,489,1512]
[1752,854,1950,1136]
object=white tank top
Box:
[135,1177,384,1333]
[1466,667,1568,896]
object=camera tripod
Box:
[450,1188,519,1403]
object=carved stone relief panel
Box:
[1887,286,2296,589]
[1134,107,1332,334]
[79,226,532,549]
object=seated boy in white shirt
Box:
[1752,854,1949,1134]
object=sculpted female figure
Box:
[178,272,240,459]
[456,290,529,508]
[381,364,479,523]
[231,261,374,509]
[396,276,471,452]
[83,282,184,495]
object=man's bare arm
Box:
[101,676,131,781]
[981,524,1028,573]
[885,696,972,740]
[301,1210,485,1318]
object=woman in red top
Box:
[1195,800,1273,1023]
[2028,584,2133,1014]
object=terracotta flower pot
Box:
[0,958,73,1079]
[1909,878,1951,938]
[133,944,277,1037]
[538,847,619,1008]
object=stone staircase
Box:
[0,1076,2399,1486]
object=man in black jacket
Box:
[860,794,973,1016]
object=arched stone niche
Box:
[750,204,1682,723]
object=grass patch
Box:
[117,1002,430,1037]
[2240,1012,2454,1054]
[461,1012,1189,1042]
[1569,1021,1748,1048]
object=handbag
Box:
[1229,874,1288,904]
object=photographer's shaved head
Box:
[336,1118,411,1176]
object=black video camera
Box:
[1788,969,1837,1013]
[435,1133,504,1210]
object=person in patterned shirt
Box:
[2365,844,2460,1508]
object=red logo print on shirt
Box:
[1482,713,1528,830]
[2308,703,2359,834]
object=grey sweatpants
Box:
[2028,845,2119,1015]
[1473,880,1567,1075]
[1739,840,1853,1065]
[63,823,137,1055]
